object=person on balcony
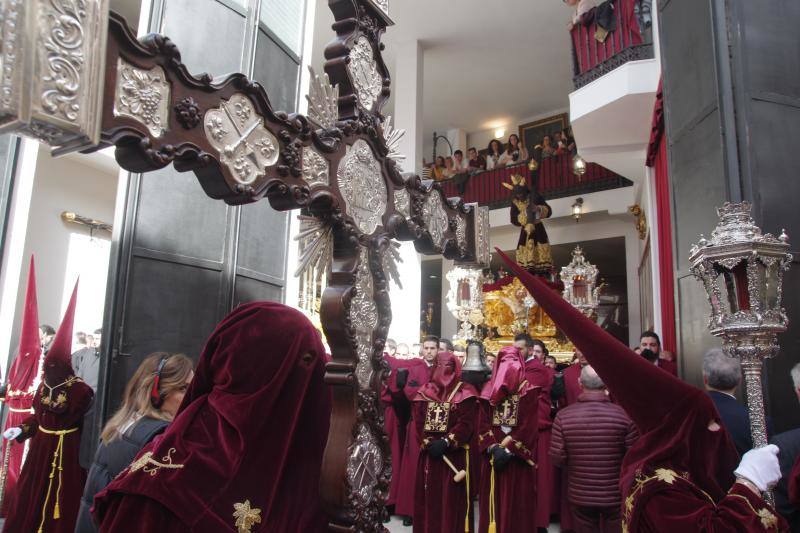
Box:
[565,0,599,30]
[486,139,505,170]
[452,150,469,174]
[443,156,457,179]
[432,155,446,181]
[540,135,557,159]
[467,147,486,171]
[499,134,529,167]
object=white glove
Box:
[734,444,781,492]
[2,427,21,441]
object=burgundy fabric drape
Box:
[647,79,677,355]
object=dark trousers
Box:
[571,505,622,533]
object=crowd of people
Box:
[0,255,796,532]
[423,130,577,182]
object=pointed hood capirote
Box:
[480,346,530,406]
[495,249,739,501]
[9,256,41,391]
[43,280,79,383]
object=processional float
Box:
[0,0,490,529]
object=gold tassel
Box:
[488,453,497,533]
[464,445,471,532]
[53,502,60,520]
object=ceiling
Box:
[311,0,573,149]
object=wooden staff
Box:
[442,455,467,483]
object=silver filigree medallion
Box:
[203,93,280,185]
[422,193,449,250]
[337,139,387,235]
[347,37,382,111]
[346,424,383,505]
[114,59,170,137]
[302,148,329,187]
[455,215,467,250]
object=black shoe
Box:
[402,517,413,527]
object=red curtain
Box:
[652,135,676,355]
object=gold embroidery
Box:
[128,448,185,476]
[233,500,262,533]
[655,468,678,484]
[492,394,520,427]
[424,401,451,433]
[38,376,81,408]
[758,508,778,530]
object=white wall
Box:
[13,148,118,344]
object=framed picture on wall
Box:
[518,113,570,155]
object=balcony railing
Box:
[438,155,632,210]
[570,0,653,89]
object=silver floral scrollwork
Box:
[113,58,170,137]
[422,193,449,250]
[393,188,410,218]
[302,148,329,187]
[346,423,383,506]
[337,139,387,235]
[203,93,280,185]
[370,0,389,17]
[350,247,379,389]
[455,214,467,250]
[347,36,382,112]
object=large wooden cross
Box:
[0,0,490,530]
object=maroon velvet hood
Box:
[44,280,78,384]
[415,352,476,404]
[496,249,739,501]
[480,346,531,405]
[94,302,332,531]
[8,256,41,392]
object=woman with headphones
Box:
[75,352,194,533]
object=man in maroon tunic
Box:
[382,352,409,512]
[3,282,93,533]
[520,336,558,531]
[562,350,587,407]
[477,346,538,533]
[413,352,478,533]
[0,257,42,515]
[499,249,787,532]
[395,337,437,525]
[94,302,331,532]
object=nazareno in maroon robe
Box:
[382,354,409,508]
[94,302,332,533]
[524,356,557,528]
[413,352,478,533]
[499,249,788,532]
[477,346,538,533]
[1,256,42,516]
[3,280,93,533]
[394,357,432,518]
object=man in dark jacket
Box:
[550,365,638,533]
[771,362,800,531]
[703,348,752,457]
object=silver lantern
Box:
[689,202,792,459]
[560,246,602,317]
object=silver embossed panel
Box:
[347,37,382,111]
[422,193,449,250]
[302,148,329,187]
[337,139,387,235]
[393,188,410,218]
[203,93,279,185]
[114,58,170,138]
[350,246,378,389]
[346,423,383,506]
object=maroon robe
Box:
[95,302,331,533]
[477,347,538,533]
[394,358,432,518]
[563,362,583,406]
[413,353,478,533]
[2,377,93,533]
[1,256,41,515]
[525,357,557,528]
[382,354,408,507]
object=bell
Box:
[461,341,491,387]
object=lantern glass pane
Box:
[714,266,736,315]
[763,260,780,309]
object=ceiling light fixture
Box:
[494,128,505,139]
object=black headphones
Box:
[150,356,168,408]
